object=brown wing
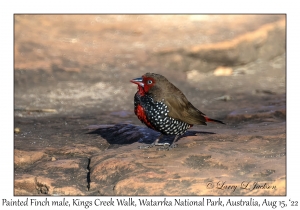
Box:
[164,94,207,125]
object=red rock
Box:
[14,149,45,167]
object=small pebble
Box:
[14,127,20,134]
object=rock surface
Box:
[14,15,286,195]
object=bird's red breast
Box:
[135,104,156,130]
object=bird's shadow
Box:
[86,124,215,147]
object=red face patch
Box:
[131,76,155,96]
[137,85,145,96]
[142,76,155,93]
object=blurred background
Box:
[14,14,285,119]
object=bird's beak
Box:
[130,77,144,87]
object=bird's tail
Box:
[204,116,225,124]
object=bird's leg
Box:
[138,134,166,149]
[169,135,180,148]
[156,135,180,151]
[152,134,170,147]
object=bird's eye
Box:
[147,80,152,84]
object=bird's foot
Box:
[138,144,154,149]
[156,143,178,151]
[138,142,170,149]
[169,143,178,149]
[155,142,170,147]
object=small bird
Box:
[131,73,225,149]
